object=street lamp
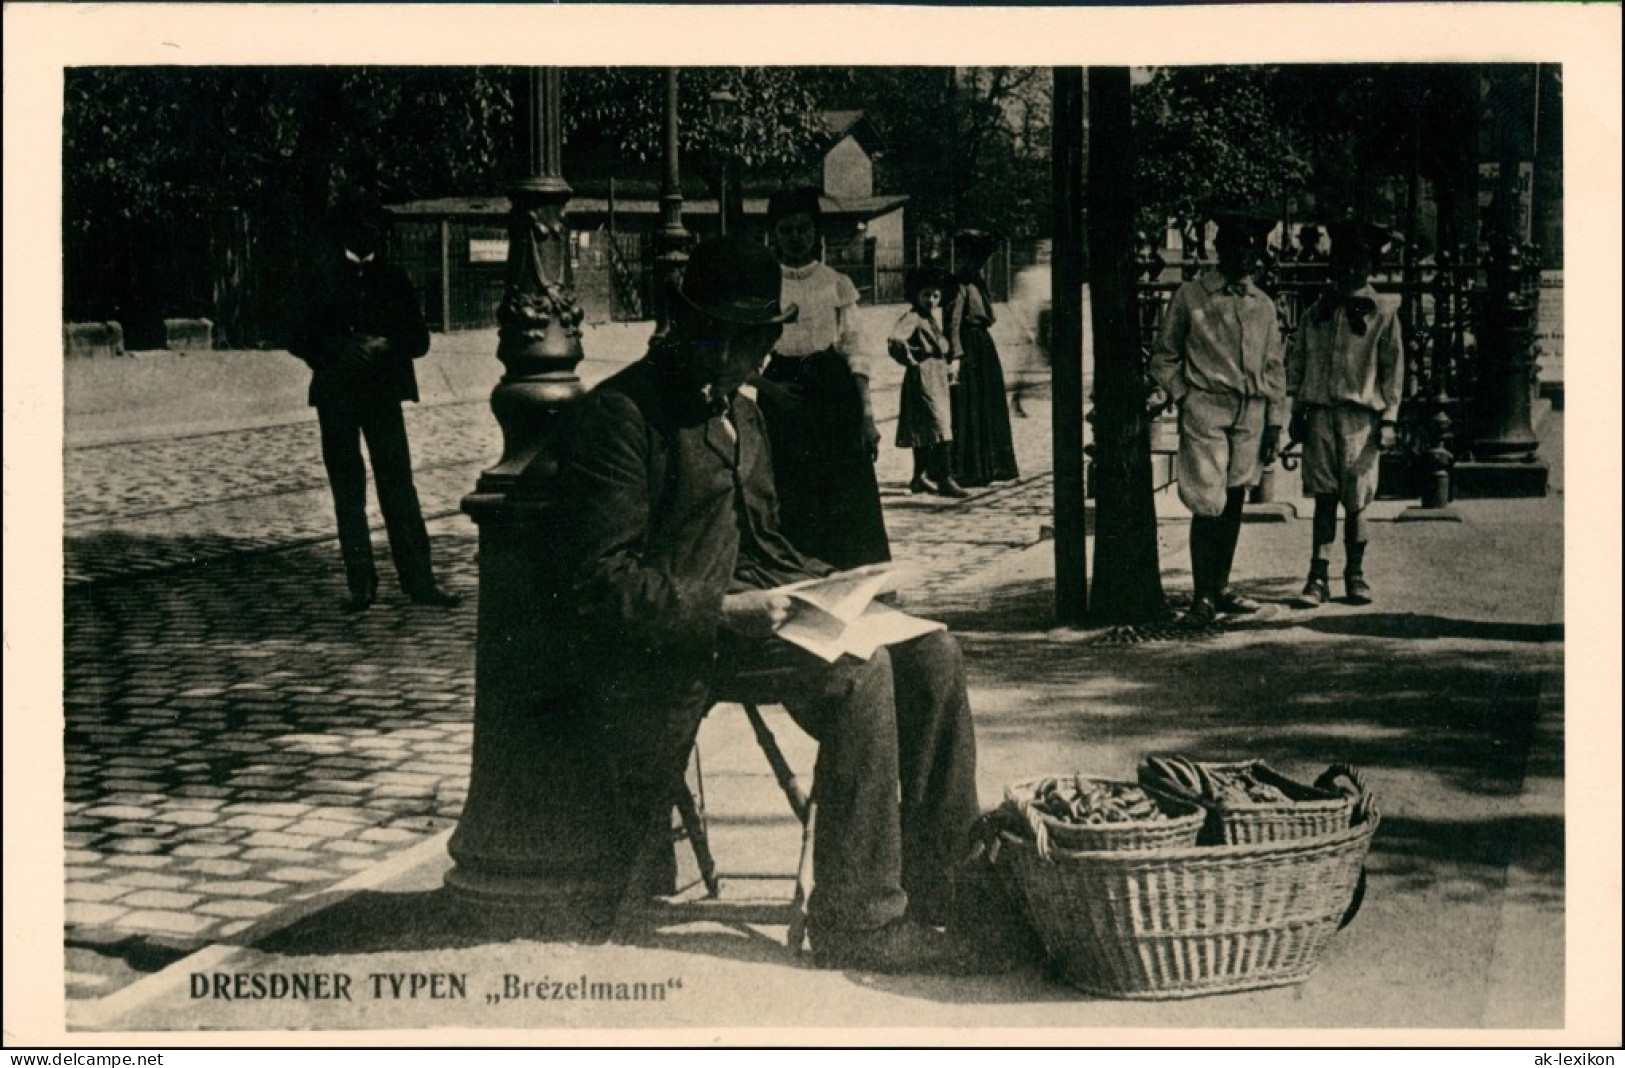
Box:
[653,69,690,338]
[443,68,605,927]
[707,89,739,237]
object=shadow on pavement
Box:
[254,888,613,957]
[1371,813,1565,904]
[953,604,1563,900]
[252,889,816,972]
[1262,613,1565,644]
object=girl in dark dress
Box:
[947,230,1020,487]
[752,186,891,569]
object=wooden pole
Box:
[439,217,452,332]
[1086,66,1165,622]
[1051,67,1088,624]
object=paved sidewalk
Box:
[68,485,1568,1034]
[51,320,1577,1037]
[58,318,1060,999]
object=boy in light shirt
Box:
[1285,221,1406,606]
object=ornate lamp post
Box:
[707,89,739,238]
[1458,64,1548,498]
[652,69,691,336]
[443,68,609,925]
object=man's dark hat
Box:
[767,186,825,224]
[676,236,799,326]
[333,197,389,238]
[904,266,946,304]
[1299,224,1323,240]
[1328,219,1399,262]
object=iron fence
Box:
[1132,255,1497,500]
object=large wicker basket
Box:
[1139,760,1361,845]
[1003,775,1205,854]
[1003,810,1378,999]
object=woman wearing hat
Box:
[947,229,1020,487]
[753,186,891,570]
[888,267,968,498]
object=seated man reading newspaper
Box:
[558,236,992,975]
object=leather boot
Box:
[908,448,934,494]
[1296,559,1332,608]
[1344,542,1372,604]
[341,572,378,613]
[407,583,462,608]
[931,443,970,498]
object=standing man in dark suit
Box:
[290,199,459,612]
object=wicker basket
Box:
[1139,760,1360,845]
[1003,811,1379,999]
[1004,775,1205,853]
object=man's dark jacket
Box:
[558,349,831,774]
[288,254,430,409]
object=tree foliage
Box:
[64,66,521,339]
[808,67,1053,246]
[565,67,827,179]
[1131,64,1491,240]
[64,66,519,236]
[64,65,837,232]
[1131,66,1308,237]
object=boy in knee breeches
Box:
[1285,221,1405,606]
[1149,206,1287,625]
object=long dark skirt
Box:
[758,349,891,570]
[950,324,1020,486]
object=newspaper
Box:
[770,564,946,662]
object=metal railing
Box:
[1132,253,1498,499]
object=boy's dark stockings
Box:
[1310,492,1370,567]
[1191,487,1248,601]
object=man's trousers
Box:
[316,399,436,597]
[718,629,980,938]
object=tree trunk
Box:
[1051,67,1088,623]
[1086,67,1166,623]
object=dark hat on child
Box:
[904,266,947,304]
[1208,203,1278,241]
[676,236,799,326]
[1327,219,1399,263]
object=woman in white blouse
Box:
[752,187,891,569]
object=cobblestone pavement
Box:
[61,356,1063,1000]
[63,353,1060,587]
[63,407,503,587]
